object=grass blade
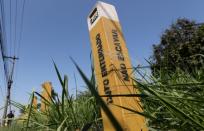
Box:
[26,91,34,131]
[71,57,123,131]
[135,79,204,129]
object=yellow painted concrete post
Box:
[87,1,147,131]
[32,95,37,109]
[41,82,52,111]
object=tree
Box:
[150,18,204,77]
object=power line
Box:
[0,0,7,49]
[0,0,24,125]
[0,85,4,98]
[2,56,18,126]
[9,0,12,57]
[14,0,18,56]
[0,0,9,82]
[17,0,26,57]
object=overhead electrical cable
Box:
[0,18,7,96]
[0,86,4,98]
[0,0,24,124]
[9,0,12,57]
[0,0,30,125]
[17,0,26,57]
[0,0,11,125]
[0,0,9,82]
[14,0,18,56]
[0,0,7,47]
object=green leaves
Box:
[7,58,203,131]
[8,61,101,131]
[26,91,34,131]
[133,67,204,130]
[71,58,123,131]
[151,18,204,76]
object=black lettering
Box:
[117,52,125,61]
[96,33,100,39]
[112,30,125,62]
[107,97,113,103]
[120,63,129,81]
[115,45,121,51]
[112,30,119,42]
[96,33,108,77]
[96,34,113,103]
[103,79,109,85]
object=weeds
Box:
[3,61,203,131]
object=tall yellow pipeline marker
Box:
[41,82,52,111]
[87,1,147,131]
[32,95,37,109]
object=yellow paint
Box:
[41,82,52,111]
[32,96,37,109]
[88,2,147,131]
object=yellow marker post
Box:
[32,95,38,109]
[87,1,147,131]
[41,82,52,111]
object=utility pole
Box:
[2,56,18,126]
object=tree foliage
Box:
[150,18,204,76]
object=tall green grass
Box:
[134,68,204,130]
[3,61,203,131]
[6,62,102,131]
[73,61,204,130]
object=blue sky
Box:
[0,0,204,116]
